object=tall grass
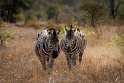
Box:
[113,35,124,55]
[0,24,124,83]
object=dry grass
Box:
[26,20,62,30]
[0,24,124,83]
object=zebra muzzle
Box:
[67,47,71,52]
[52,50,58,58]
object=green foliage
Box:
[81,2,105,26]
[0,0,123,25]
[72,21,78,27]
[113,35,124,54]
[0,28,17,47]
[26,10,37,20]
[16,12,25,22]
[117,4,124,24]
[118,5,124,17]
[60,24,65,37]
[61,0,78,6]
[82,28,96,39]
[0,0,34,22]
[0,18,3,28]
[46,4,60,23]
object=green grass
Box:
[113,35,124,55]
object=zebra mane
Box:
[66,25,75,39]
[49,28,59,43]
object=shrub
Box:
[0,28,16,47]
[0,18,3,27]
[46,4,60,23]
[80,2,105,26]
[16,12,25,22]
[25,20,41,29]
[113,35,124,54]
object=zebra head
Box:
[65,25,76,39]
[64,25,76,51]
[47,28,60,58]
[75,28,86,39]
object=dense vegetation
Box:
[0,0,34,22]
[0,0,123,25]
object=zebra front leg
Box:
[39,54,46,70]
[66,55,71,69]
[71,54,77,66]
[79,51,83,64]
[47,56,54,70]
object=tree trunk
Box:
[55,15,58,23]
[109,0,115,18]
[91,14,95,27]
[108,0,124,19]
[0,39,4,47]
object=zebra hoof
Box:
[42,67,47,70]
[47,69,52,74]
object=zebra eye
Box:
[47,30,51,34]
[37,33,40,37]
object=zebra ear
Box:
[36,33,40,40]
[47,29,51,35]
[57,30,61,34]
[64,26,67,31]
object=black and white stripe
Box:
[35,28,60,70]
[75,28,87,64]
[60,25,85,69]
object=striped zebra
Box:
[74,28,87,64]
[35,28,61,70]
[60,25,84,69]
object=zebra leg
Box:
[47,56,54,69]
[79,51,83,64]
[39,54,46,70]
[71,55,77,66]
[66,55,71,69]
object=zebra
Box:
[60,25,85,69]
[74,28,87,64]
[35,28,61,70]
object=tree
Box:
[0,0,34,22]
[46,4,60,23]
[107,0,124,19]
[0,27,16,47]
[81,2,105,27]
[60,0,77,6]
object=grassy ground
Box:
[0,24,124,83]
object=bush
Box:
[0,28,17,47]
[16,12,25,22]
[46,4,60,23]
[81,27,97,46]
[25,20,41,29]
[113,35,124,54]
[0,18,3,27]
[80,2,106,26]
[0,0,34,22]
[117,4,124,25]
